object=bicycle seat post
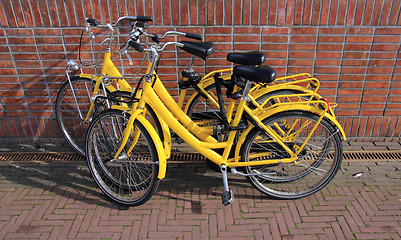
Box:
[186,55,195,72]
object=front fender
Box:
[135,114,167,179]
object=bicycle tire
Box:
[186,86,312,125]
[186,83,222,127]
[56,79,163,156]
[55,77,103,156]
[241,110,342,199]
[86,109,160,206]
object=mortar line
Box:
[377,0,385,26]
[334,27,347,106]
[9,0,19,27]
[53,0,62,27]
[382,31,401,115]
[335,0,341,26]
[1,1,10,27]
[357,28,375,116]
[72,0,78,26]
[32,28,56,117]
[300,0,305,25]
[45,0,53,27]
[3,30,34,137]
[17,0,28,27]
[327,0,333,26]
[369,0,377,26]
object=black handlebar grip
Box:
[86,18,100,26]
[136,16,153,22]
[135,21,149,29]
[185,33,202,41]
[129,40,144,53]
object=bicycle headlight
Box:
[66,60,80,73]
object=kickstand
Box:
[220,164,234,206]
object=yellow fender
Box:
[110,106,169,178]
[134,113,167,179]
[156,113,172,160]
[233,105,346,163]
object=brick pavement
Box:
[0,158,400,239]
[2,140,401,153]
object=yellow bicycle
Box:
[85,23,346,206]
[56,16,332,157]
[56,16,205,156]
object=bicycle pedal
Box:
[221,190,234,206]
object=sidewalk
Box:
[0,142,400,239]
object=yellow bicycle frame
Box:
[117,58,346,179]
[77,51,133,122]
[81,50,346,180]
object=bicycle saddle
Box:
[180,41,215,60]
[233,65,276,84]
[227,51,266,66]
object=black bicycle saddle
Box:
[233,65,276,84]
[227,51,266,66]
[179,41,215,60]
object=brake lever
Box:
[124,50,133,65]
[119,42,133,65]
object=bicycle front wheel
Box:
[241,110,342,199]
[86,109,160,206]
[56,77,103,156]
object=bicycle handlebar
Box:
[185,33,202,40]
[157,31,202,41]
[129,40,144,53]
[86,18,100,26]
[85,16,153,30]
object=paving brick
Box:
[0,160,399,239]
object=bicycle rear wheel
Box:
[241,110,342,199]
[86,109,159,206]
[55,77,104,156]
[186,83,222,127]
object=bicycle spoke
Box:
[243,111,342,199]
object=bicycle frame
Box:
[110,56,346,180]
[77,51,132,119]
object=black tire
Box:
[241,110,342,199]
[55,77,102,156]
[186,87,309,125]
[86,109,160,206]
[186,83,222,127]
[56,79,163,156]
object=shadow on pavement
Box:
[0,161,261,210]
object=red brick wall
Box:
[1,0,401,143]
